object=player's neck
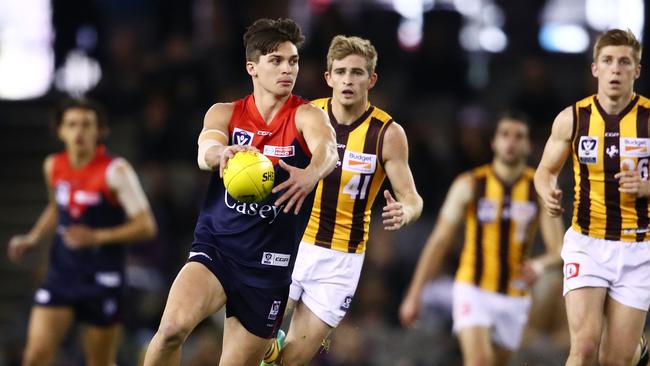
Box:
[491,159,525,185]
[67,147,95,169]
[596,90,636,115]
[253,89,290,125]
[331,100,369,125]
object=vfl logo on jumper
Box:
[261,252,290,267]
[342,152,377,174]
[620,138,650,157]
[268,300,282,320]
[565,263,580,279]
[606,145,619,158]
[578,136,598,164]
[264,145,295,157]
[340,295,353,312]
[224,191,284,223]
[232,128,254,146]
[477,198,497,223]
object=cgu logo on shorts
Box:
[261,252,290,267]
[268,300,282,320]
[564,262,580,279]
[232,128,254,146]
[578,136,598,164]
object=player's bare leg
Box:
[598,296,647,366]
[81,324,122,366]
[280,300,332,366]
[22,306,75,366]
[458,326,496,366]
[565,287,607,366]
[220,316,272,366]
[144,262,227,366]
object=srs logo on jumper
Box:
[342,151,376,174]
[578,136,598,164]
[233,128,254,146]
[620,138,650,158]
[264,145,295,157]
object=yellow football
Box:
[223,151,275,203]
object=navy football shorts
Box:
[188,244,288,338]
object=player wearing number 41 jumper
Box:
[261,35,423,366]
[535,28,649,366]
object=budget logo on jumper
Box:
[232,128,254,146]
[342,151,377,174]
[578,136,598,164]
[268,300,282,320]
[620,138,650,157]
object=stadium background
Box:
[1,0,649,364]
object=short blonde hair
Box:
[326,35,378,74]
[593,29,642,65]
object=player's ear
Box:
[246,61,257,77]
[325,71,334,88]
[368,72,378,89]
[591,62,598,77]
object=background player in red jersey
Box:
[143,18,338,366]
[7,98,157,366]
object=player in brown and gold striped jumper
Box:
[535,29,649,366]
[261,35,423,366]
[400,113,564,366]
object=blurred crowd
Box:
[3,0,650,365]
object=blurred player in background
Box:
[261,35,423,366]
[535,28,649,366]
[400,112,564,366]
[7,98,157,366]
[143,18,337,366]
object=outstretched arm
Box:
[399,173,473,327]
[534,106,574,217]
[7,156,57,262]
[63,158,158,248]
[381,122,423,230]
[273,104,337,214]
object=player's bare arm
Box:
[534,106,573,217]
[381,122,423,231]
[7,155,57,262]
[399,173,473,327]
[273,103,337,214]
[64,159,157,249]
[198,103,259,176]
[519,200,565,286]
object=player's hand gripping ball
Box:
[223,151,275,203]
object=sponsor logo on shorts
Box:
[340,295,353,312]
[564,262,580,279]
[620,138,650,157]
[268,300,282,320]
[578,136,598,164]
[460,302,471,316]
[233,128,254,146]
[188,251,213,261]
[263,145,295,157]
[104,298,117,316]
[261,252,290,267]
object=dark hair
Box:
[490,110,531,139]
[243,18,305,62]
[51,98,109,137]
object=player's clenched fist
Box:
[542,188,564,217]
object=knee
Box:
[155,319,192,349]
[570,338,599,363]
[463,349,495,366]
[278,345,308,366]
[22,344,53,366]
